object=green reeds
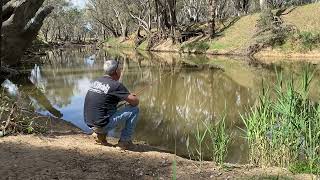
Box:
[194,124,208,162]
[242,65,320,174]
[186,115,230,165]
[204,115,230,164]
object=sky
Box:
[70,0,87,9]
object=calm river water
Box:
[3,47,320,163]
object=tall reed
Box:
[242,65,320,173]
[203,115,230,164]
[186,115,230,165]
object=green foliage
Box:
[186,115,230,165]
[242,65,320,174]
[255,9,293,47]
[287,31,320,52]
[138,41,148,50]
[194,124,208,162]
[203,115,230,164]
[181,41,210,53]
[248,175,293,180]
[289,161,320,174]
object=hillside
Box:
[105,3,320,58]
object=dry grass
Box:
[208,14,259,53]
[283,3,320,33]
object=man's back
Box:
[84,76,129,127]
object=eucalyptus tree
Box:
[179,0,207,23]
[41,0,70,42]
[126,0,153,34]
[87,0,133,38]
[1,0,53,66]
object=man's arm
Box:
[125,93,139,106]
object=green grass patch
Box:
[181,41,210,53]
[209,42,231,50]
[137,41,148,50]
[248,175,294,180]
[104,37,135,48]
[289,161,320,174]
[277,31,320,52]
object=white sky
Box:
[70,0,87,9]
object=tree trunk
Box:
[1,0,53,66]
[0,0,3,68]
[209,0,216,39]
[167,0,177,28]
[155,0,160,32]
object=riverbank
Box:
[104,3,320,59]
[0,133,317,179]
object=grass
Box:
[138,41,148,50]
[283,3,320,34]
[203,115,230,164]
[241,65,320,174]
[208,14,259,52]
[104,37,135,48]
[181,41,210,53]
[186,114,230,165]
[286,31,320,52]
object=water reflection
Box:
[4,47,320,163]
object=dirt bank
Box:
[0,132,317,180]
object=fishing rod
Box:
[117,71,173,108]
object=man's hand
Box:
[125,93,139,106]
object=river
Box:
[2,46,320,163]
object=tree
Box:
[1,0,53,66]
[209,0,216,38]
[87,0,133,38]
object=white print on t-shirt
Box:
[89,81,110,94]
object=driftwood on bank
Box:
[1,0,53,66]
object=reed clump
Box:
[186,115,230,165]
[242,66,320,174]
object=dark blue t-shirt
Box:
[84,76,130,127]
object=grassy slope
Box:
[207,14,259,53]
[283,3,320,33]
[201,3,320,55]
[105,3,320,57]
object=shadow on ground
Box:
[0,137,172,179]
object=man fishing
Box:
[84,60,140,149]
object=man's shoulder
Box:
[95,76,122,88]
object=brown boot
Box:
[117,140,135,150]
[92,132,108,145]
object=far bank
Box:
[104,3,320,60]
